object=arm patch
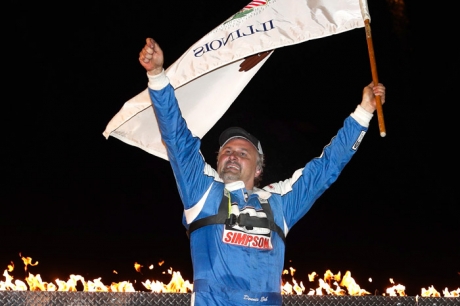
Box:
[352,131,366,150]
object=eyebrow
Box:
[220,146,251,154]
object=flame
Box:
[134,262,143,273]
[7,262,14,273]
[385,278,406,296]
[1,255,458,295]
[304,270,346,295]
[281,278,305,295]
[386,284,406,296]
[26,273,49,291]
[339,271,371,296]
[21,256,38,272]
[0,258,190,293]
[281,268,305,295]
[111,281,135,292]
[142,270,192,293]
[422,285,440,297]
[1,269,28,290]
[442,288,460,297]
[324,269,341,285]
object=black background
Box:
[3,0,458,295]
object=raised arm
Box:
[360,82,386,113]
[268,82,387,228]
[139,38,164,76]
[138,38,216,211]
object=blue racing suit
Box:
[147,71,373,306]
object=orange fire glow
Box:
[134,262,143,273]
[1,254,459,296]
[20,255,38,272]
[385,278,406,296]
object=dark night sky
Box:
[3,0,458,295]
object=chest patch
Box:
[222,228,272,249]
[221,203,273,250]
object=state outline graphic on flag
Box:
[225,0,269,24]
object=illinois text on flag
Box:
[103,0,370,160]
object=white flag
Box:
[103,0,370,160]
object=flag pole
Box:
[364,19,386,137]
[360,0,386,137]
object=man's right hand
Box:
[139,38,164,76]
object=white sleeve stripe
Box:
[283,219,289,236]
[184,183,213,224]
[263,168,303,196]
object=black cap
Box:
[219,127,263,154]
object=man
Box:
[139,38,386,306]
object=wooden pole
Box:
[364,19,386,137]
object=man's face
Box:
[217,138,261,189]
